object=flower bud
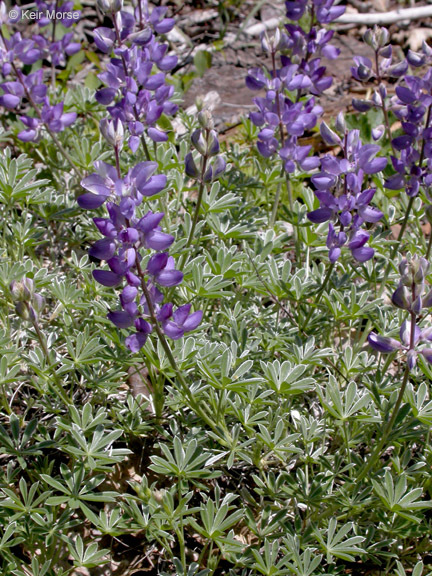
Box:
[335,112,346,135]
[387,60,408,78]
[363,28,378,51]
[320,121,341,145]
[100,117,124,150]
[357,63,372,81]
[413,257,429,284]
[423,288,432,308]
[197,110,214,130]
[207,130,220,157]
[10,278,33,302]
[352,98,372,112]
[10,280,24,301]
[191,129,207,156]
[203,165,213,182]
[392,285,410,310]
[372,90,383,107]
[184,152,199,178]
[372,125,385,141]
[422,40,432,59]
[28,305,38,322]
[212,155,226,179]
[420,257,430,276]
[401,273,413,287]
[33,293,45,314]
[261,28,281,53]
[399,258,409,277]
[412,295,422,315]
[377,26,389,48]
[407,349,417,370]
[97,0,123,13]
[15,301,29,320]
[379,45,392,59]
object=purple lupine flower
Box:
[91,2,178,151]
[79,1,202,352]
[307,125,384,262]
[34,0,80,28]
[147,253,183,288]
[0,0,81,144]
[382,67,432,198]
[17,116,39,142]
[78,160,166,210]
[245,0,343,172]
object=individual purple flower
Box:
[158,303,203,340]
[17,116,39,142]
[78,160,166,210]
[147,253,183,288]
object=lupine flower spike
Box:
[369,256,432,370]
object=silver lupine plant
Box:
[369,256,432,369]
[5,0,432,573]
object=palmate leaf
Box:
[188,495,244,541]
[406,382,432,425]
[284,548,323,576]
[317,377,372,421]
[250,540,290,576]
[315,518,365,563]
[0,148,51,207]
[68,535,109,568]
[372,470,432,523]
[149,437,219,480]
[260,360,315,395]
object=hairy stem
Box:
[302,262,335,331]
[357,363,410,483]
[25,302,72,405]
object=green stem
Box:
[426,231,432,261]
[170,152,209,296]
[343,421,352,479]
[360,305,416,482]
[270,178,282,227]
[357,364,410,483]
[177,479,186,569]
[185,155,208,251]
[302,262,335,332]
[25,303,72,405]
